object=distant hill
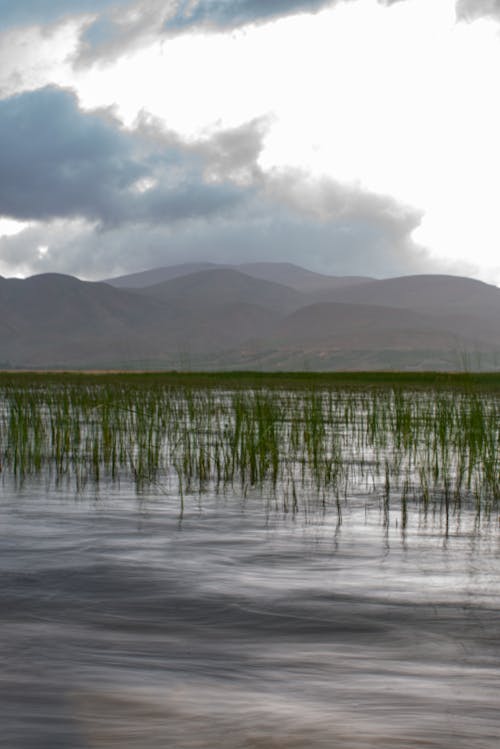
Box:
[138,268,305,314]
[0,272,283,367]
[103,262,219,288]
[0,273,179,367]
[104,261,374,293]
[315,273,500,310]
[234,262,373,292]
[271,301,490,357]
[312,274,500,348]
[0,268,499,370]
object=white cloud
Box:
[0,217,30,238]
[0,20,82,98]
[2,0,500,284]
[51,0,500,283]
[131,176,158,193]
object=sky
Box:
[1,0,500,284]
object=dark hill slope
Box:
[272,302,484,349]
[317,274,500,311]
[159,302,279,354]
[313,274,500,347]
[0,273,280,367]
[1,271,499,370]
[0,274,182,367]
[138,268,305,314]
[237,262,373,292]
[103,262,218,288]
[0,274,177,336]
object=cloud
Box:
[0,198,433,283]
[0,86,144,222]
[0,0,408,36]
[0,22,82,100]
[75,0,408,66]
[75,0,335,67]
[257,167,429,274]
[0,0,122,29]
[0,0,414,71]
[188,117,271,184]
[163,0,410,34]
[455,0,500,21]
[0,86,249,226]
[75,0,178,66]
[0,80,437,284]
[262,169,421,228]
[0,0,159,72]
[0,112,433,283]
[164,0,335,33]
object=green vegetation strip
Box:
[0,372,498,521]
[1,370,500,391]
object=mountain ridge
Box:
[1,264,499,370]
[104,261,375,293]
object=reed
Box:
[0,373,498,519]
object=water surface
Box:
[1,481,499,748]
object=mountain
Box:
[104,261,374,293]
[0,274,178,367]
[312,274,500,347]
[315,273,500,311]
[136,268,305,314]
[0,272,282,367]
[236,262,373,292]
[103,262,219,288]
[0,269,499,370]
[0,273,172,331]
[274,302,457,344]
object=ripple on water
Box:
[0,482,499,748]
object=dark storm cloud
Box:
[0,194,433,282]
[0,155,432,282]
[0,86,142,222]
[0,86,432,281]
[0,86,249,226]
[455,0,500,21]
[0,0,122,28]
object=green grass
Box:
[0,371,498,522]
[1,369,500,390]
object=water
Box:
[1,480,499,748]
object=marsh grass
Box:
[0,373,498,521]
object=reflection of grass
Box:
[0,372,498,520]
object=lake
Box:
[1,479,499,748]
[1,376,499,747]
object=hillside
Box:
[316,274,500,311]
[137,268,305,314]
[103,262,219,289]
[0,267,499,370]
[236,262,373,292]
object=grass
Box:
[0,371,499,522]
[2,369,500,390]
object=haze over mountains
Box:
[1,262,499,370]
[105,262,373,293]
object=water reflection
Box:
[1,482,499,748]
